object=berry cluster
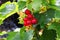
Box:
[23,9,37,26]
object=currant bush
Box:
[0,0,60,40]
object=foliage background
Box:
[0,0,60,40]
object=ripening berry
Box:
[25,9,31,15]
[31,18,37,24]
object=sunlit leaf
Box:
[0,1,18,24]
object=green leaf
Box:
[13,33,20,40]
[0,1,18,24]
[27,3,32,12]
[42,0,49,6]
[32,0,42,11]
[40,29,56,40]
[33,27,56,40]
[48,0,60,11]
[56,36,60,40]
[27,0,42,12]
[7,32,20,40]
[49,0,56,5]
[48,22,56,30]
[18,1,26,10]
[48,5,60,11]
[20,27,34,40]
[55,10,60,21]
[34,9,55,28]
[48,22,60,38]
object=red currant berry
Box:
[26,20,32,25]
[23,17,28,21]
[27,14,34,19]
[24,21,28,26]
[31,18,37,24]
[24,20,32,26]
[25,9,31,15]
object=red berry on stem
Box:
[24,20,32,26]
[23,17,28,21]
[26,20,32,25]
[31,18,37,24]
[27,14,34,19]
[25,9,31,15]
[24,21,28,26]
